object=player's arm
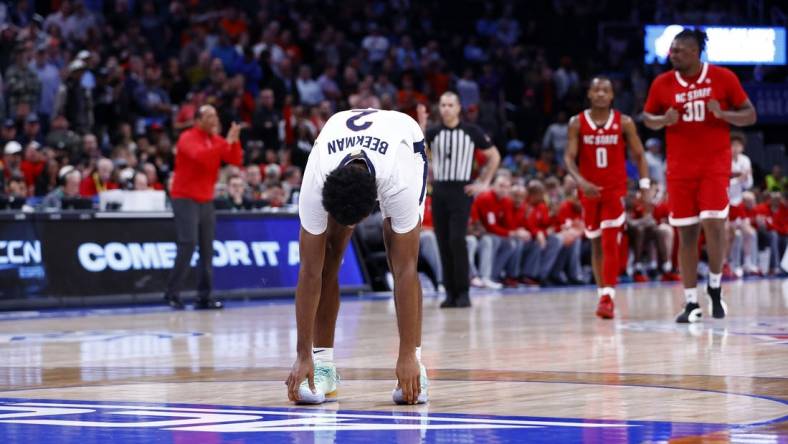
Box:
[286,227,327,402]
[622,115,651,192]
[642,79,678,130]
[642,109,679,130]
[707,99,757,127]
[384,220,423,404]
[563,116,600,198]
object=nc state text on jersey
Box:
[675,87,712,104]
[327,135,390,155]
[583,134,619,145]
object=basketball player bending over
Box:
[643,29,756,323]
[286,108,429,405]
[565,76,650,319]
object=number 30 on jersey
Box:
[681,100,706,122]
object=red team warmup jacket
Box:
[471,190,514,237]
[171,126,243,203]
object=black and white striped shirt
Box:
[426,122,492,183]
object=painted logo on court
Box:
[0,398,770,443]
[0,330,205,344]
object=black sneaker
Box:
[194,297,224,310]
[164,294,185,310]
[707,286,727,319]
[455,294,471,308]
[675,302,702,323]
[439,298,457,308]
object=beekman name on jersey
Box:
[583,134,619,145]
[327,135,390,155]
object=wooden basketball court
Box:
[0,279,786,443]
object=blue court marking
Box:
[0,398,783,444]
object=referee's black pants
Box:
[166,198,215,299]
[431,182,473,302]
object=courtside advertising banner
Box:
[0,213,366,302]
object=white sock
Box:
[415,346,422,363]
[708,272,722,289]
[662,261,672,273]
[601,287,615,299]
[596,288,603,298]
[684,288,698,304]
[312,347,334,363]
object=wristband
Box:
[639,178,651,190]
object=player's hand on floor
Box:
[286,354,315,402]
[396,353,421,405]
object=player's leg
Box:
[313,217,355,348]
[595,195,624,319]
[699,174,730,319]
[668,177,704,323]
[590,237,603,287]
[296,217,353,404]
[582,196,602,287]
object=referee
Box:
[426,91,500,308]
[165,105,243,310]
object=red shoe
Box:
[596,295,615,319]
[519,277,540,286]
[722,264,735,280]
[633,272,649,283]
[660,272,681,282]
[503,277,520,288]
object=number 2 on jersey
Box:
[681,100,705,122]
[346,109,378,131]
[595,147,608,168]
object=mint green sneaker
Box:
[392,363,429,405]
[297,361,340,404]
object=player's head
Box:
[439,91,461,123]
[730,131,747,155]
[587,76,614,109]
[670,28,707,71]
[322,159,377,227]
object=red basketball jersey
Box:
[644,63,749,180]
[577,109,627,194]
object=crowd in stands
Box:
[0,0,785,282]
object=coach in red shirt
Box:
[165,105,243,310]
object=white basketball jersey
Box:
[299,109,427,235]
